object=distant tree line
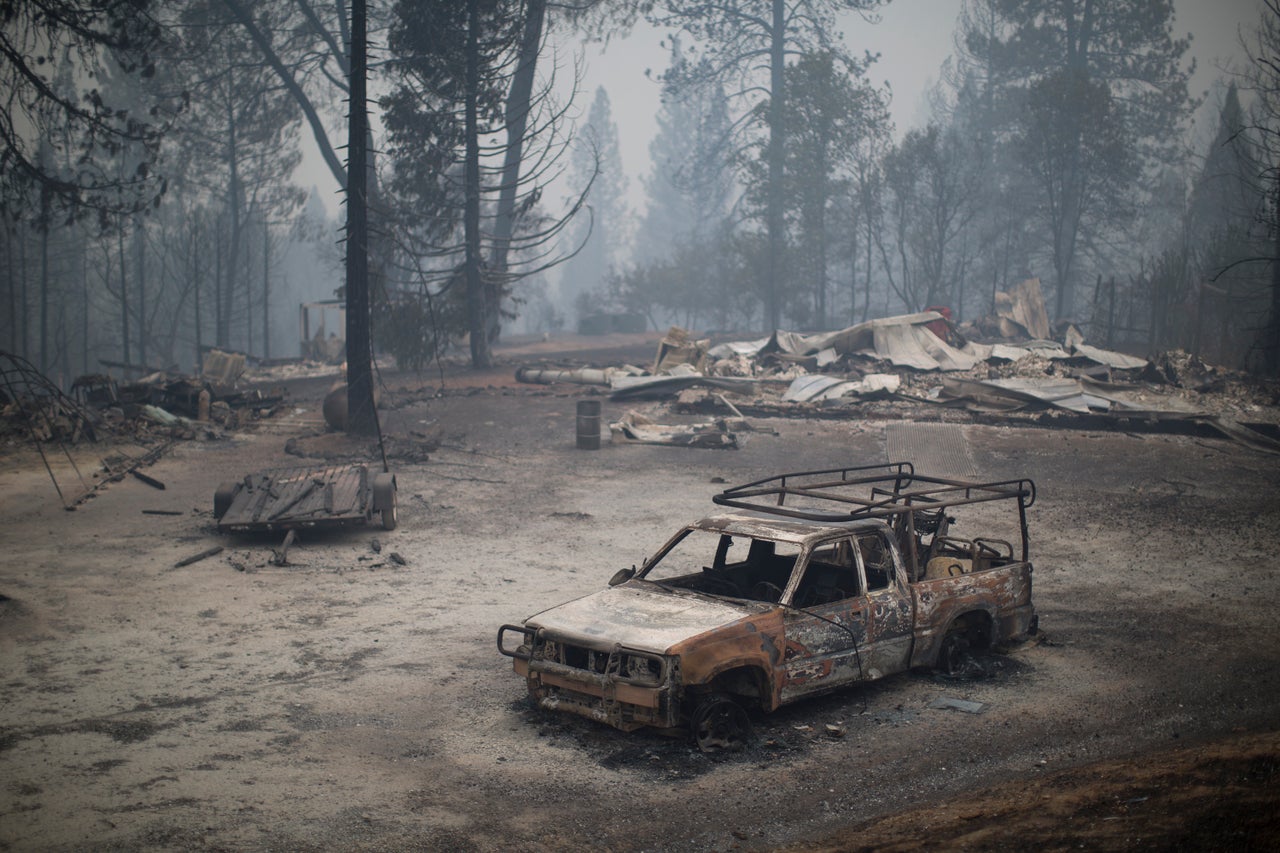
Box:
[0,0,589,382]
[3,0,1280,379]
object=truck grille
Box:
[538,638,665,687]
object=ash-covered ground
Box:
[2,334,1277,851]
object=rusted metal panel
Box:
[909,560,1034,667]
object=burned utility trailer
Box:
[498,463,1038,751]
[213,463,397,532]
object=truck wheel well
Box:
[948,610,993,650]
[698,666,768,710]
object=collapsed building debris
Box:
[2,346,296,507]
[782,374,900,402]
[994,277,1051,340]
[510,284,1277,452]
[1,351,102,506]
[653,326,710,374]
[609,411,739,449]
[514,366,632,387]
[201,348,248,386]
[609,365,760,400]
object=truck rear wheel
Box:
[690,692,751,753]
[936,629,973,677]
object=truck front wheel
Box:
[690,692,751,753]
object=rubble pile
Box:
[1,348,289,448]
[514,279,1280,451]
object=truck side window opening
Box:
[796,536,861,607]
[859,533,893,591]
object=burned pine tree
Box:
[344,0,376,436]
[0,0,182,226]
[957,0,1196,322]
[1232,0,1280,375]
[0,1,185,382]
[647,0,887,333]
[379,0,588,370]
[167,3,306,356]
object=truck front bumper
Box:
[498,624,680,731]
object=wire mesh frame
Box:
[0,350,99,505]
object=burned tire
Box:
[213,481,238,521]
[935,629,973,677]
[690,692,751,753]
[372,472,397,531]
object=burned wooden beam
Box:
[174,545,224,568]
[271,530,298,567]
[131,470,166,490]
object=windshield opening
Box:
[639,529,802,602]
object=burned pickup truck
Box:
[498,463,1038,751]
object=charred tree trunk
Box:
[486,0,547,344]
[813,109,828,328]
[213,219,223,355]
[19,225,28,360]
[118,223,130,371]
[223,102,241,350]
[464,0,490,369]
[262,217,270,360]
[764,0,785,332]
[863,182,872,324]
[4,222,14,353]
[81,241,88,376]
[39,187,49,375]
[194,217,203,369]
[344,0,377,435]
[135,219,147,371]
[1268,182,1280,374]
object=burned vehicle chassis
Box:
[499,462,1038,750]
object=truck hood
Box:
[525,582,757,655]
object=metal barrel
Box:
[576,399,601,450]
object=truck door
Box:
[858,530,913,676]
[779,538,870,704]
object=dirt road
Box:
[1,351,1278,851]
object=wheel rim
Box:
[693,698,750,752]
[939,633,973,677]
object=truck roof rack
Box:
[712,461,1036,523]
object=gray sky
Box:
[305,0,1265,218]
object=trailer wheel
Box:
[691,692,751,753]
[214,481,238,520]
[372,473,397,530]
